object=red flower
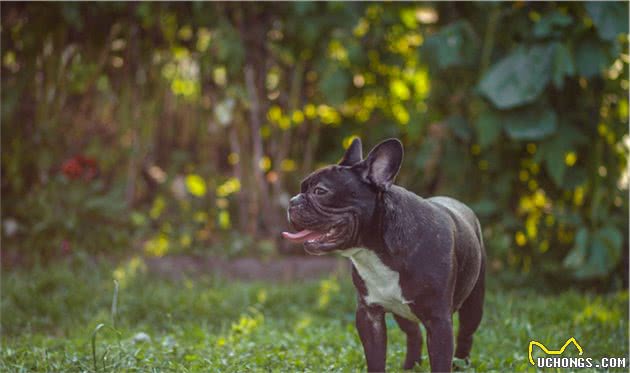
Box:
[62,158,83,179]
[61,155,99,181]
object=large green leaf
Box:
[552,43,575,89]
[478,44,554,109]
[596,225,623,265]
[423,21,479,70]
[538,123,587,187]
[533,11,573,39]
[475,109,503,149]
[544,142,568,187]
[501,105,558,141]
[346,40,366,66]
[563,228,589,269]
[574,225,623,279]
[539,135,571,187]
[575,36,609,78]
[562,167,588,189]
[586,2,629,41]
[447,115,472,142]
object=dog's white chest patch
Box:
[342,248,419,322]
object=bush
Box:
[1,2,627,287]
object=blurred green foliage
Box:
[1,2,628,288]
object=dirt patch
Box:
[144,255,350,282]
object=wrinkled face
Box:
[284,165,377,255]
[283,137,404,255]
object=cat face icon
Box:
[529,337,584,366]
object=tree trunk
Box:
[228,122,249,233]
[245,65,274,237]
[271,61,304,221]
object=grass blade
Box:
[111,280,119,329]
[91,323,106,372]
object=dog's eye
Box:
[313,186,328,195]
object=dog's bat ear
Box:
[339,138,363,166]
[360,138,403,191]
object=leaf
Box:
[545,145,567,187]
[586,2,629,41]
[538,123,586,187]
[470,199,498,217]
[502,106,558,141]
[575,235,608,279]
[540,136,570,187]
[423,21,479,69]
[215,22,245,74]
[90,323,121,372]
[595,225,623,265]
[563,167,588,189]
[92,323,106,372]
[319,65,349,106]
[533,11,573,38]
[563,228,589,269]
[575,36,608,78]
[346,41,366,65]
[574,225,623,279]
[552,43,575,89]
[478,44,554,109]
[447,115,472,142]
[475,109,503,149]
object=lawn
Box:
[2,256,628,372]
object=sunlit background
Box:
[1,2,628,371]
[3,2,628,286]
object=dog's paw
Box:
[452,357,471,371]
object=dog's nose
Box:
[287,194,303,225]
[289,193,304,206]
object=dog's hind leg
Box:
[455,256,485,360]
[394,314,423,369]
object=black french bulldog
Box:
[283,138,486,372]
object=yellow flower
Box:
[258,156,271,171]
[185,174,206,197]
[515,231,527,247]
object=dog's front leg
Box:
[356,302,387,372]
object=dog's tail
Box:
[474,217,487,262]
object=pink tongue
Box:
[282,229,323,243]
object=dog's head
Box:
[282,138,403,255]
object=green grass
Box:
[2,256,628,372]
